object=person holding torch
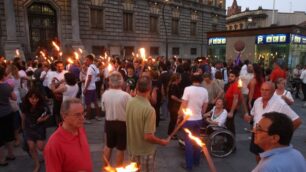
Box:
[178,73,208,171]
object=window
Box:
[239,23,243,29]
[90,8,103,29]
[212,24,217,31]
[92,46,105,56]
[172,18,179,35]
[191,48,197,55]
[150,47,159,56]
[28,2,57,51]
[191,21,197,36]
[234,24,238,30]
[123,12,133,32]
[229,25,233,30]
[124,46,134,57]
[149,15,159,33]
[172,47,180,55]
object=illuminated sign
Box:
[208,37,226,46]
[256,34,290,44]
[291,34,306,44]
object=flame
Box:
[184,128,205,147]
[182,108,192,117]
[238,78,243,88]
[15,49,20,57]
[139,48,146,60]
[107,63,113,72]
[152,58,156,62]
[4,59,7,64]
[59,51,63,57]
[67,58,74,64]
[104,162,138,172]
[78,48,83,54]
[52,41,60,51]
[74,52,79,60]
[132,52,135,57]
[148,66,151,71]
[40,51,46,58]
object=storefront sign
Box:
[256,34,290,44]
[208,37,226,46]
[291,34,306,44]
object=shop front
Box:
[208,37,226,62]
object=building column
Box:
[71,0,84,51]
[3,0,24,59]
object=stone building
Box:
[0,0,226,60]
[226,0,306,30]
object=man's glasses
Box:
[255,123,269,133]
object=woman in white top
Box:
[51,72,78,102]
[203,98,227,127]
[274,77,294,105]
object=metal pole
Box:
[272,0,276,25]
[162,3,168,61]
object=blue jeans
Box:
[183,120,202,170]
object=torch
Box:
[184,128,217,172]
[168,108,192,139]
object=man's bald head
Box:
[261,81,275,101]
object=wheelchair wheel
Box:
[208,129,235,158]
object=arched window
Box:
[28,2,57,51]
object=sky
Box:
[226,0,306,13]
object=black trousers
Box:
[302,83,306,101]
[225,110,237,135]
[168,108,179,135]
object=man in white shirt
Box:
[101,71,131,167]
[50,61,67,125]
[244,81,302,162]
[300,64,306,102]
[83,54,101,123]
[179,73,208,171]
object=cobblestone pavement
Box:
[1,98,306,172]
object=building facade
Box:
[0,0,226,60]
[226,0,306,31]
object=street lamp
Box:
[162,0,169,61]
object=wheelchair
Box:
[178,124,235,158]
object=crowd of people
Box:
[0,53,306,172]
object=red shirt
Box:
[270,67,286,82]
[225,81,242,111]
[44,125,93,172]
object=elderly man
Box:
[244,81,302,162]
[252,112,306,172]
[179,73,208,171]
[101,71,131,167]
[44,98,93,172]
[126,76,169,172]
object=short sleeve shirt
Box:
[85,64,98,90]
[224,81,242,111]
[250,95,299,127]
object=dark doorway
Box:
[28,2,57,52]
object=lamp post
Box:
[162,0,169,61]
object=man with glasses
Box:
[252,112,306,172]
[244,81,302,162]
[44,98,93,172]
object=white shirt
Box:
[210,107,227,127]
[40,70,48,87]
[240,64,248,76]
[101,89,131,121]
[63,84,79,102]
[273,90,294,104]
[300,69,306,84]
[48,70,67,89]
[239,73,254,95]
[182,85,209,121]
[18,70,28,92]
[250,95,299,127]
[85,64,99,90]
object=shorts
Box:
[129,153,156,172]
[84,89,97,105]
[249,133,264,155]
[0,113,15,147]
[105,120,126,151]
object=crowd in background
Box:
[0,53,306,172]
